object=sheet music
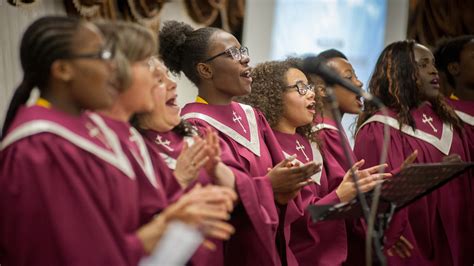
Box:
[139,221,204,266]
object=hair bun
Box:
[159,20,194,74]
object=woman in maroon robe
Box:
[158,20,321,266]
[0,17,234,266]
[355,40,472,266]
[434,35,474,157]
[95,21,238,263]
[303,49,387,265]
[239,58,388,266]
[130,56,237,265]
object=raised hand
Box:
[137,185,237,254]
[401,150,418,169]
[173,136,209,188]
[203,127,221,174]
[268,156,322,204]
[442,153,463,164]
[202,127,236,189]
[335,159,391,203]
[386,235,414,258]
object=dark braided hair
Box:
[159,20,220,86]
[433,35,474,88]
[2,16,83,138]
[238,58,322,144]
[357,40,461,130]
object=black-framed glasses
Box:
[203,46,249,62]
[66,42,115,61]
[284,81,315,96]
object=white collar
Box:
[181,103,261,156]
[1,114,135,178]
[357,114,453,155]
[455,110,474,126]
[313,123,338,132]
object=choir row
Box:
[0,16,472,266]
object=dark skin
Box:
[44,23,117,115]
[311,58,364,121]
[387,45,463,258]
[414,44,440,103]
[196,30,252,105]
[194,30,321,204]
[448,40,474,100]
[42,24,238,253]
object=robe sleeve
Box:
[0,136,144,266]
[354,122,412,249]
[184,116,288,263]
[318,128,354,192]
[185,117,279,223]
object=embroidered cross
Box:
[155,135,174,151]
[86,122,110,148]
[232,111,247,133]
[422,113,438,132]
[296,140,309,161]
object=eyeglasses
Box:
[66,43,115,61]
[203,46,249,62]
[284,81,315,96]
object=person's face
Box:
[119,56,158,114]
[68,23,117,110]
[326,57,363,114]
[456,40,474,90]
[414,44,440,101]
[144,60,180,132]
[204,30,252,98]
[280,68,316,129]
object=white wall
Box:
[0,0,65,127]
[384,0,409,45]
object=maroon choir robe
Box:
[94,114,180,224]
[354,103,473,266]
[140,128,224,266]
[181,101,303,266]
[446,98,474,158]
[273,130,347,266]
[313,117,366,266]
[0,106,149,266]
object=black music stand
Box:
[307,162,474,251]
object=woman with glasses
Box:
[0,16,137,265]
[131,57,238,266]
[94,21,237,265]
[159,20,320,266]
[239,58,387,266]
[355,40,472,266]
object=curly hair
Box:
[238,58,321,143]
[159,20,220,86]
[357,40,461,130]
